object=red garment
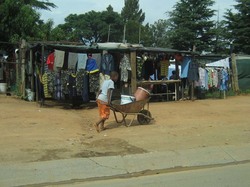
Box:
[46,53,55,70]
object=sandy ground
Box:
[0,95,250,164]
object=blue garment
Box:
[86,58,98,72]
[220,69,229,91]
[181,57,191,78]
[188,61,199,81]
[100,53,114,75]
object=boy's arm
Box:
[107,88,113,105]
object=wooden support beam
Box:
[231,53,239,92]
[130,51,137,94]
[21,39,27,97]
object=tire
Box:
[137,110,152,125]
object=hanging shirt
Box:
[86,58,99,73]
[100,53,114,75]
[220,69,229,91]
[54,50,65,68]
[46,52,54,70]
[160,59,169,77]
[77,53,87,70]
[181,57,191,78]
[119,55,131,82]
[188,61,199,81]
[68,52,78,69]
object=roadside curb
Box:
[1,143,250,187]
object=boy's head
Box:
[110,71,119,82]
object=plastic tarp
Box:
[206,57,230,68]
[236,56,250,90]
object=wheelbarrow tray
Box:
[110,98,153,126]
[111,98,150,113]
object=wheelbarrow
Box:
[110,98,153,127]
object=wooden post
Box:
[15,49,19,91]
[130,51,137,94]
[30,49,34,92]
[231,53,239,92]
[20,39,27,97]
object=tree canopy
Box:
[0,0,56,42]
[1,0,250,55]
[167,0,216,52]
[224,0,250,54]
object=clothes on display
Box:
[89,71,99,93]
[86,54,99,73]
[77,54,87,70]
[181,56,191,78]
[100,53,114,75]
[68,52,78,69]
[196,67,229,91]
[160,59,169,77]
[119,54,131,82]
[54,50,65,69]
[46,52,55,70]
[187,61,199,81]
[219,69,229,91]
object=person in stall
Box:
[94,71,119,133]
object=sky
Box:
[39,0,237,26]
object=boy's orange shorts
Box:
[96,99,110,120]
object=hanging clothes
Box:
[68,52,78,69]
[181,57,191,78]
[86,55,99,73]
[89,71,100,93]
[54,50,65,69]
[198,67,208,89]
[220,69,229,91]
[160,59,169,77]
[100,53,114,75]
[187,61,199,81]
[119,54,131,82]
[46,52,55,71]
[42,73,52,98]
[77,53,87,70]
[68,73,77,99]
[54,72,63,100]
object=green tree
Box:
[224,0,250,54]
[149,19,172,48]
[167,0,216,52]
[121,0,145,43]
[0,0,56,42]
[54,5,123,43]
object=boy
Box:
[94,71,119,132]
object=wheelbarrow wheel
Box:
[137,110,151,125]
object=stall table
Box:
[137,80,181,101]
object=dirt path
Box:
[0,95,250,164]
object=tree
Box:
[54,6,123,43]
[224,0,250,54]
[121,0,145,23]
[149,19,172,48]
[167,0,216,52]
[121,0,145,43]
[0,0,56,42]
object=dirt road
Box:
[0,95,249,164]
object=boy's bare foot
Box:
[93,123,100,133]
[99,124,106,131]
